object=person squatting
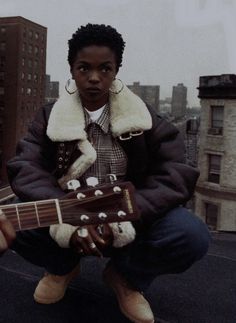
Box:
[3,24,210,323]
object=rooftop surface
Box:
[0,231,235,323]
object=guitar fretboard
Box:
[0,199,60,231]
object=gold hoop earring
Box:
[65,78,77,95]
[109,79,124,94]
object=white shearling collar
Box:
[46,79,152,141]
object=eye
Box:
[101,66,112,73]
[77,65,88,72]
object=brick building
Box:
[195,74,236,231]
[45,74,59,104]
[127,82,159,112]
[171,83,187,119]
[0,16,47,184]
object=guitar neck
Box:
[0,199,61,231]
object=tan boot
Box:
[103,265,155,323]
[33,264,80,304]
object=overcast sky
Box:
[1,0,236,106]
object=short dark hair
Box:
[68,23,125,72]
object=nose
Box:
[89,70,100,84]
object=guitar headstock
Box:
[59,179,140,226]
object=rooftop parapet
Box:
[198,74,236,99]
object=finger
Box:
[74,232,92,255]
[88,241,103,258]
[76,229,103,257]
[89,226,106,245]
[103,224,114,240]
[0,231,8,253]
[82,231,103,257]
[0,216,16,246]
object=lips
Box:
[86,87,101,93]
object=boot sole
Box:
[33,292,65,304]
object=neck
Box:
[80,95,109,111]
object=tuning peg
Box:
[80,214,89,222]
[77,192,86,200]
[118,210,126,218]
[106,174,117,183]
[113,186,121,193]
[67,179,81,191]
[86,177,99,187]
[98,212,107,220]
[95,189,103,196]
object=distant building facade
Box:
[171,83,187,119]
[0,16,47,183]
[186,117,199,166]
[159,97,172,114]
[45,74,59,104]
[195,74,236,231]
[127,82,159,112]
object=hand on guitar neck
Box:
[0,210,16,255]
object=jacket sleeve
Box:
[135,110,199,225]
[7,106,65,201]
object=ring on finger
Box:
[89,242,96,249]
[77,227,88,238]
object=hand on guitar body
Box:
[0,210,16,255]
[70,223,113,257]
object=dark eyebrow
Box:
[75,60,90,64]
[100,61,113,65]
[74,60,114,66]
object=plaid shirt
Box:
[80,105,127,186]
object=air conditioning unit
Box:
[208,127,223,135]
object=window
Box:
[34,46,39,55]
[27,73,32,81]
[28,44,33,54]
[0,101,4,110]
[22,42,26,52]
[34,60,38,68]
[34,74,38,82]
[29,30,33,38]
[28,59,32,68]
[0,42,6,51]
[208,154,221,183]
[208,106,224,135]
[0,87,4,95]
[0,150,2,168]
[21,72,25,80]
[26,87,32,95]
[205,202,218,230]
[22,58,25,66]
[35,32,39,39]
[0,27,6,34]
[0,56,5,68]
[0,72,4,81]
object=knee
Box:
[170,207,211,261]
[149,207,211,262]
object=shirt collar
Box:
[84,104,110,134]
